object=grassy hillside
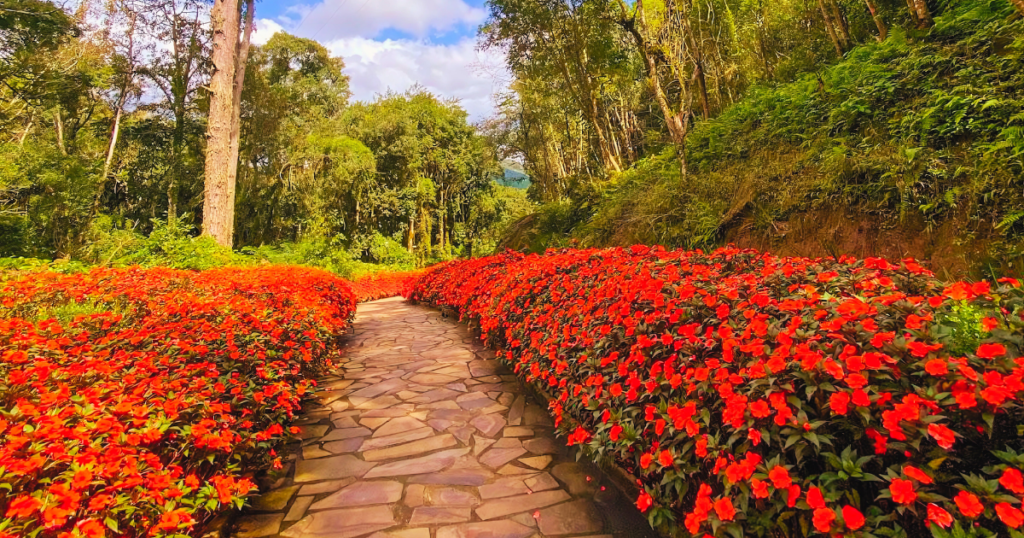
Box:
[506,0,1024,278]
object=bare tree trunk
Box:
[904,0,920,26]
[18,119,33,146]
[202,0,244,247]
[223,0,254,242]
[695,61,710,120]
[756,18,774,80]
[829,0,852,49]
[863,0,887,41]
[617,0,690,175]
[912,0,933,27]
[102,105,124,180]
[818,0,846,55]
[407,214,415,253]
[54,111,67,155]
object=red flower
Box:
[714,498,736,521]
[5,495,41,518]
[997,503,1024,528]
[751,478,769,499]
[786,485,802,508]
[768,465,792,489]
[152,508,196,532]
[75,519,106,538]
[904,465,933,484]
[927,504,953,528]
[640,453,653,469]
[658,450,674,467]
[890,478,917,505]
[807,487,826,509]
[976,343,1006,359]
[842,505,865,530]
[636,491,653,512]
[1001,468,1024,494]
[924,359,948,375]
[954,491,984,518]
[829,391,850,415]
[609,424,622,441]
[927,423,956,449]
[813,508,836,533]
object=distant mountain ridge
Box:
[496,159,530,189]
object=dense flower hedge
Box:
[408,246,1024,538]
[349,270,425,302]
[0,266,356,538]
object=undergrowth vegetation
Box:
[0,265,357,536]
[410,246,1024,537]
[511,1,1024,274]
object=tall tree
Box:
[614,0,696,176]
[142,0,209,221]
[202,0,253,247]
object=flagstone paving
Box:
[232,297,657,538]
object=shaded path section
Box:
[233,297,657,538]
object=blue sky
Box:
[250,0,507,120]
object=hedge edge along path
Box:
[407,246,1024,538]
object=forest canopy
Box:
[0,0,530,272]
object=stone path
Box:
[232,297,657,538]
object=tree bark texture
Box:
[863,0,887,41]
[913,0,933,27]
[818,0,846,56]
[202,0,250,247]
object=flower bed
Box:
[350,270,425,302]
[0,266,356,537]
[407,246,1024,537]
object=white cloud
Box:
[252,18,285,46]
[286,0,486,41]
[326,36,507,122]
[252,0,508,120]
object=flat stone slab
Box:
[436,520,534,538]
[298,425,328,440]
[285,496,314,522]
[522,437,560,455]
[479,447,528,469]
[427,487,480,507]
[282,506,395,538]
[537,500,604,535]
[475,490,571,520]
[363,448,469,478]
[551,462,600,495]
[364,434,458,462]
[374,417,428,438]
[299,478,355,496]
[250,485,298,511]
[409,507,472,525]
[469,415,506,437]
[323,437,364,454]
[519,455,552,470]
[360,427,435,451]
[235,514,283,538]
[409,373,460,385]
[349,378,406,400]
[310,480,404,510]
[294,455,376,482]
[321,427,372,442]
[407,468,493,486]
